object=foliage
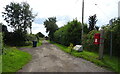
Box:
[2,46,31,72]
[26,34,36,41]
[3,30,39,46]
[82,30,100,52]
[35,32,44,41]
[0,23,8,33]
[2,25,38,46]
[95,26,99,31]
[68,43,74,53]
[88,14,98,31]
[36,32,44,38]
[49,40,119,72]
[83,23,89,34]
[54,19,89,46]
[2,2,37,46]
[2,2,36,33]
[45,36,49,40]
[102,17,120,56]
[3,30,28,46]
[37,40,42,46]
[43,17,58,41]
[0,32,2,55]
[2,25,8,33]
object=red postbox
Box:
[94,33,100,44]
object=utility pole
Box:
[81,0,84,44]
[109,19,113,58]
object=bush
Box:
[82,30,100,52]
[3,30,26,46]
[54,19,82,46]
[82,17,120,56]
[3,30,36,46]
[26,34,37,41]
[35,32,44,38]
[102,17,120,56]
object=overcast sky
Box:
[0,0,119,36]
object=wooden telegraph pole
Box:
[99,29,104,60]
[81,0,84,44]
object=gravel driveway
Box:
[18,40,111,72]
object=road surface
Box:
[18,40,111,72]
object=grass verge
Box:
[37,40,42,46]
[48,40,119,72]
[2,46,32,72]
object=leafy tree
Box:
[35,32,44,41]
[54,19,82,46]
[95,26,99,31]
[102,17,120,56]
[0,23,8,32]
[83,23,89,34]
[36,32,44,38]
[43,17,58,41]
[0,23,8,33]
[88,14,98,31]
[2,2,36,46]
[2,2,36,33]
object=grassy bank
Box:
[37,40,42,46]
[2,46,32,72]
[48,40,119,72]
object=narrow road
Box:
[18,40,110,72]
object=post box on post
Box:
[93,30,104,60]
[94,33,100,45]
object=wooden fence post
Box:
[99,29,104,60]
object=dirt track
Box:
[18,40,111,72]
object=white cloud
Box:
[56,21,66,28]
[31,22,48,36]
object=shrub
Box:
[102,17,120,56]
[3,30,27,46]
[54,19,82,46]
[82,30,100,52]
[68,43,74,52]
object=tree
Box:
[95,26,99,31]
[83,23,89,34]
[102,17,120,56]
[43,17,58,40]
[0,23,8,32]
[2,2,36,33]
[88,14,98,31]
[36,32,44,38]
[54,19,82,46]
[1,24,8,33]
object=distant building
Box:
[118,1,120,17]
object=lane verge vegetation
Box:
[48,40,119,72]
